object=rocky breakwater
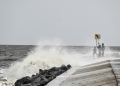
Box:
[15,64,71,86]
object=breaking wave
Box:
[4,45,120,85]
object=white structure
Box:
[47,59,120,86]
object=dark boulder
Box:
[15,64,72,86]
[31,77,41,86]
[15,76,31,86]
[61,65,68,70]
[67,64,71,69]
[39,69,43,74]
[49,67,57,71]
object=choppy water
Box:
[0,45,120,86]
[0,45,34,68]
[0,45,120,68]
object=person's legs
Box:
[100,52,101,57]
[101,50,104,57]
[98,52,100,57]
[93,52,95,58]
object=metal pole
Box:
[96,37,98,57]
[96,37,97,48]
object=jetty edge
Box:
[59,59,120,86]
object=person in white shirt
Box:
[102,43,105,57]
[93,47,97,58]
[98,45,102,57]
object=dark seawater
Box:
[0,45,35,68]
[0,45,120,86]
[0,45,120,69]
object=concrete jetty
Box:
[60,59,120,86]
[47,59,120,86]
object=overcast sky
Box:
[0,0,120,46]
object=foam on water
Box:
[3,45,90,84]
[1,45,120,85]
[5,46,64,82]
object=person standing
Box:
[98,45,102,57]
[102,43,105,57]
[97,43,100,48]
[93,47,97,58]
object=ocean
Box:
[0,45,120,86]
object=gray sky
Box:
[0,0,120,46]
